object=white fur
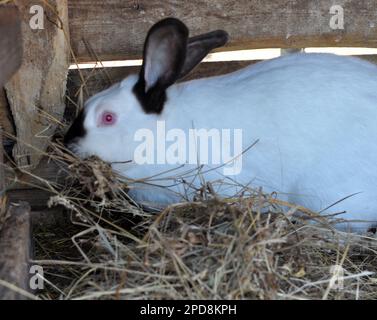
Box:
[75,53,377,232]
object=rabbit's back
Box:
[176,53,377,130]
[217,52,377,83]
[158,53,377,231]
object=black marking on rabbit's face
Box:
[64,109,87,147]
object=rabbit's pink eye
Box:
[101,112,116,126]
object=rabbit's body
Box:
[114,53,377,231]
[65,19,377,232]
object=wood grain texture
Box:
[68,0,377,62]
[5,0,70,170]
[0,5,22,87]
[0,202,31,300]
[6,157,68,210]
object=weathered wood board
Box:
[5,0,70,170]
[0,202,31,300]
[0,5,22,87]
[68,0,377,62]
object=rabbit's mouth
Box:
[65,142,95,162]
[65,141,76,152]
[64,140,83,158]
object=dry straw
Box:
[23,142,377,300]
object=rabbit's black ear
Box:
[133,18,189,114]
[179,30,229,80]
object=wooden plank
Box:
[4,156,67,211]
[0,5,22,87]
[0,202,31,300]
[6,156,68,188]
[5,0,70,170]
[68,0,377,62]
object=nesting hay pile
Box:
[25,143,377,300]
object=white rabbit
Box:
[65,18,377,233]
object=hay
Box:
[26,143,377,300]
